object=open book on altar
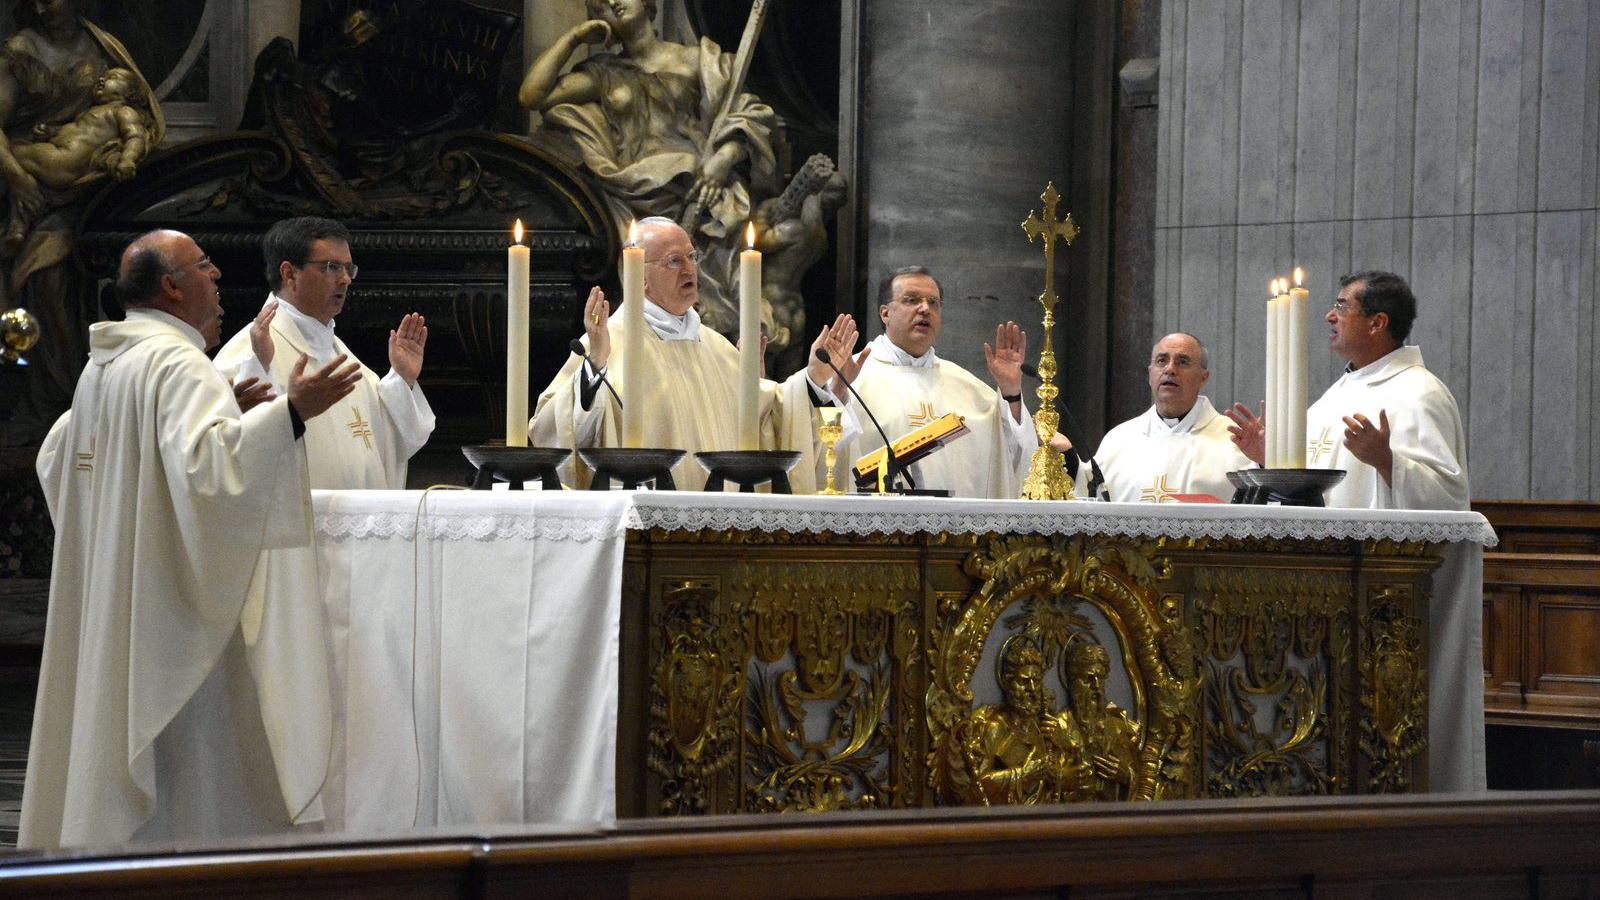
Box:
[852,413,970,488]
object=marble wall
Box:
[855,1,1084,393]
[1156,0,1600,500]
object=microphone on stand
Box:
[569,339,624,410]
[1019,362,1108,500]
[815,348,913,492]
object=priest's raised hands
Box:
[1340,410,1392,483]
[287,352,361,420]
[809,312,869,397]
[1223,402,1266,465]
[231,376,276,413]
[249,300,278,369]
[388,312,428,386]
[580,285,611,368]
[983,321,1027,406]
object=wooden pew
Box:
[0,793,1597,898]
[1475,501,1600,730]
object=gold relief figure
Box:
[518,0,780,343]
[1062,642,1140,800]
[752,154,848,373]
[956,636,1090,806]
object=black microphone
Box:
[569,339,623,410]
[815,347,912,492]
[1019,362,1107,500]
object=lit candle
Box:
[738,222,761,451]
[620,220,645,449]
[1287,267,1309,468]
[506,219,529,447]
[1265,278,1280,468]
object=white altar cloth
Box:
[309,492,1495,833]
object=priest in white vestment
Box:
[22,230,361,849]
[1225,271,1469,510]
[1087,333,1251,502]
[830,266,1036,498]
[1224,271,1481,792]
[214,216,434,490]
[530,217,862,492]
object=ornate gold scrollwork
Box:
[647,579,743,815]
[928,536,1200,806]
[1194,567,1352,797]
[735,563,920,813]
[1360,586,1427,792]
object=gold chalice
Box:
[818,406,844,495]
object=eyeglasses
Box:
[645,250,701,270]
[179,255,218,274]
[894,293,942,310]
[302,259,359,280]
[1329,298,1369,316]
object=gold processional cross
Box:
[347,408,374,450]
[1020,182,1079,500]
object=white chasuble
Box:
[215,293,435,491]
[1304,345,1469,510]
[838,336,1037,498]
[529,304,834,492]
[23,312,327,849]
[1090,396,1251,502]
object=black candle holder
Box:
[1226,468,1346,507]
[462,445,570,491]
[578,447,686,490]
[695,450,804,494]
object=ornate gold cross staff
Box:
[1020,181,1078,500]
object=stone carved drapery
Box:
[623,529,1445,817]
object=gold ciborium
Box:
[818,406,845,495]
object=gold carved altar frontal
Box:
[617,529,1441,817]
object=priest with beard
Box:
[23,229,360,848]
[1086,332,1250,502]
[828,266,1037,498]
[529,216,863,491]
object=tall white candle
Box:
[1273,277,1290,468]
[621,220,645,449]
[1287,267,1309,468]
[738,222,761,451]
[1265,279,1280,467]
[506,219,530,447]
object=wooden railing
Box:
[0,793,1597,898]
[1475,501,1600,730]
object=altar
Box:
[308,491,1495,833]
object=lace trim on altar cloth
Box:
[624,498,1499,546]
[310,493,1497,546]
[316,509,626,543]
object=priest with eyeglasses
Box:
[529,216,862,491]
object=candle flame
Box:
[513,219,523,244]
[1269,278,1278,298]
[627,219,638,246]
[1293,266,1304,287]
[746,221,756,250]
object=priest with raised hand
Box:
[214,216,435,491]
[529,216,861,491]
[829,266,1037,498]
[1084,333,1251,502]
[23,229,361,848]
[1225,270,1469,510]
